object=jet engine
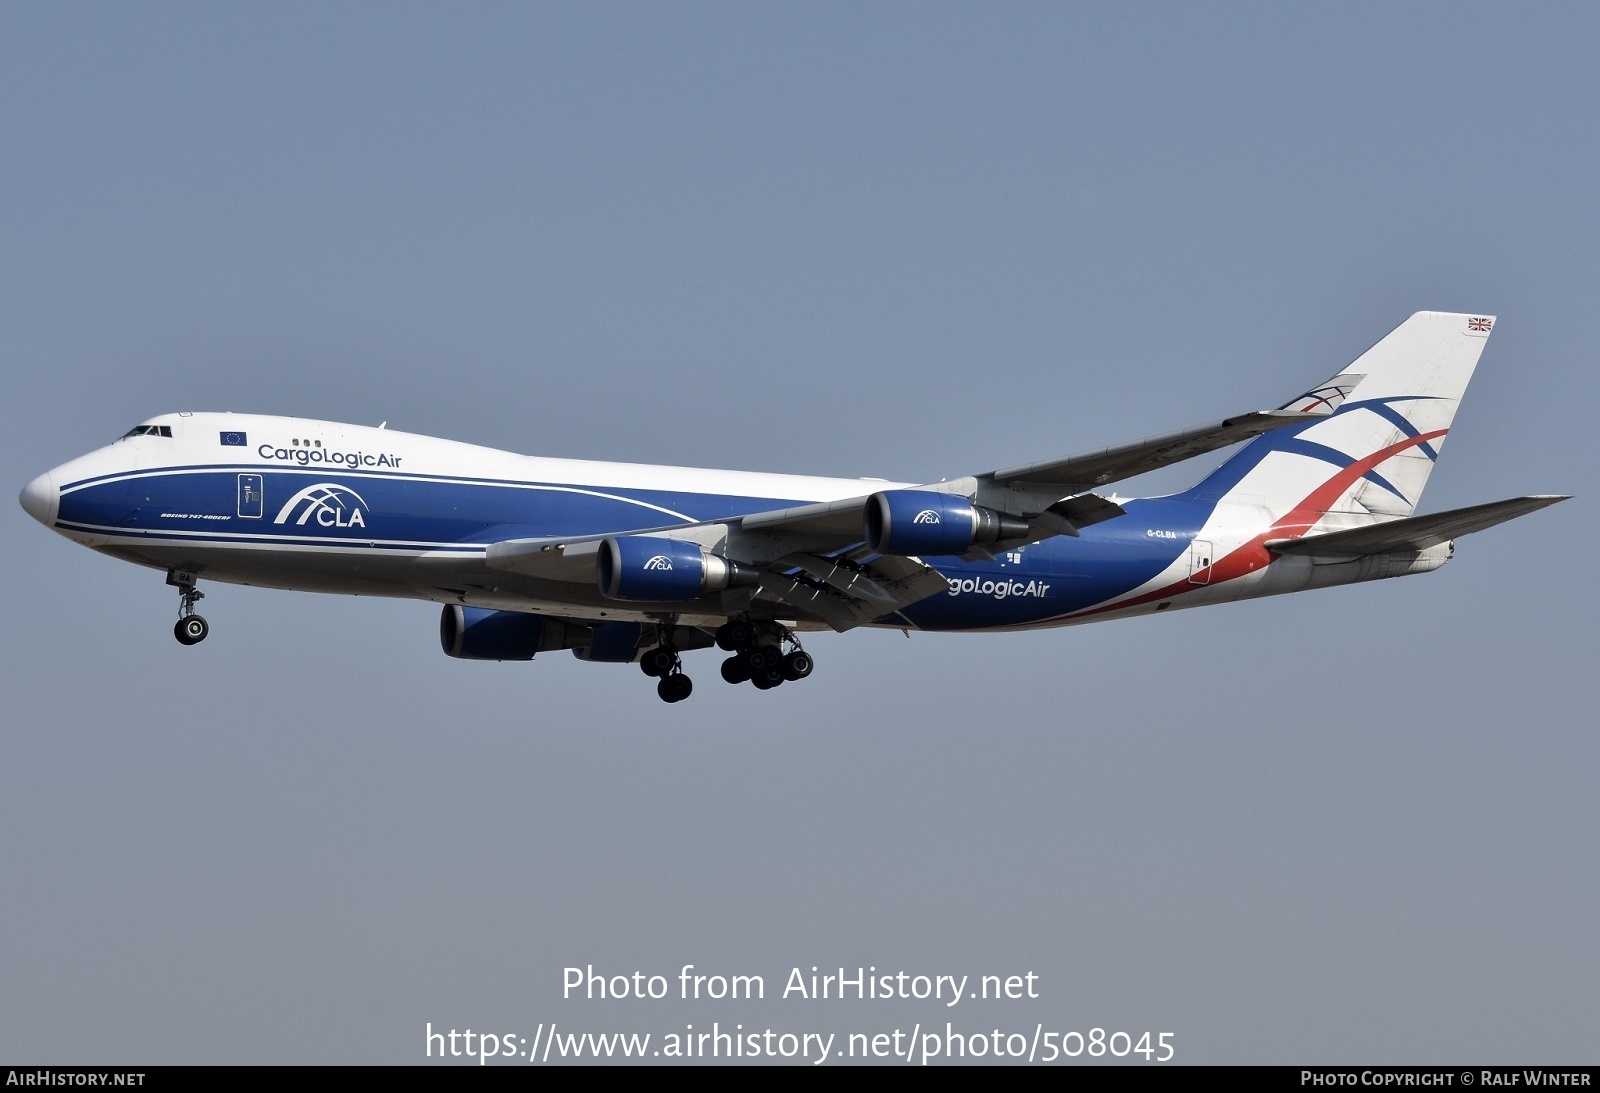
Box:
[864,490,1030,556]
[439,606,590,661]
[596,536,759,602]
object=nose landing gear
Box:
[168,569,209,646]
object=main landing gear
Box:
[714,620,813,691]
[639,637,693,704]
[638,617,815,702]
[168,569,209,646]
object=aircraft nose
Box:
[20,470,58,527]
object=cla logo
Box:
[643,555,674,571]
[913,509,942,524]
[273,483,369,529]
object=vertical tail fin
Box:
[1183,312,1496,521]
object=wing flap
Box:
[790,551,951,606]
[754,572,866,630]
[746,552,951,631]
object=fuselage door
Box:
[1188,539,1213,585]
[238,474,264,519]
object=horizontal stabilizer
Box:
[1266,495,1569,556]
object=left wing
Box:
[483,520,957,629]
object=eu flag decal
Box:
[220,431,247,446]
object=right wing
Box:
[725,361,1359,553]
[958,370,1364,524]
[484,365,1362,627]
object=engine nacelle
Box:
[439,606,589,661]
[864,490,1030,556]
[596,536,758,602]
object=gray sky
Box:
[2,2,1594,1065]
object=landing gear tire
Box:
[714,619,814,691]
[746,645,780,672]
[174,615,209,646]
[782,650,814,681]
[716,620,756,651]
[640,646,677,677]
[657,673,693,703]
[169,569,208,645]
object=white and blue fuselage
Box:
[24,411,1257,632]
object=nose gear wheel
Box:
[167,569,209,646]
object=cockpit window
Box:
[119,425,173,439]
